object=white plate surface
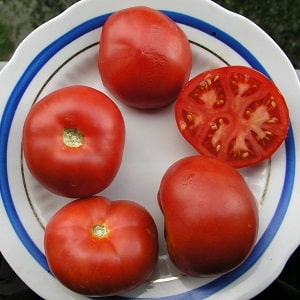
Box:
[0,0,300,299]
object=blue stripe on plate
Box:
[0,10,295,300]
[164,11,270,78]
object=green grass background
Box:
[0,0,299,68]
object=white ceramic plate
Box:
[1,0,300,299]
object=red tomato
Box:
[98,6,192,109]
[44,196,158,296]
[175,66,289,168]
[158,155,258,277]
[22,85,125,198]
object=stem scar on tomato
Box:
[23,85,125,198]
[91,224,109,238]
[62,128,84,148]
[175,66,289,168]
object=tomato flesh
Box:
[175,66,289,168]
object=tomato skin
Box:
[22,85,125,198]
[158,155,258,277]
[44,196,158,296]
[99,6,192,109]
[175,66,289,168]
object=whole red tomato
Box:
[98,6,192,109]
[158,155,258,277]
[44,196,158,296]
[175,66,289,168]
[22,85,125,198]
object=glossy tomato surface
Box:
[99,6,192,109]
[22,85,125,198]
[158,156,258,277]
[44,196,158,296]
[175,66,289,168]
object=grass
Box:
[213,0,300,69]
[0,23,14,59]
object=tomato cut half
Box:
[175,66,290,168]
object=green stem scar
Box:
[92,224,109,238]
[63,128,83,148]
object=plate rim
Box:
[0,1,299,299]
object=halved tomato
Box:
[175,66,289,168]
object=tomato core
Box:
[92,224,109,238]
[63,128,83,148]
